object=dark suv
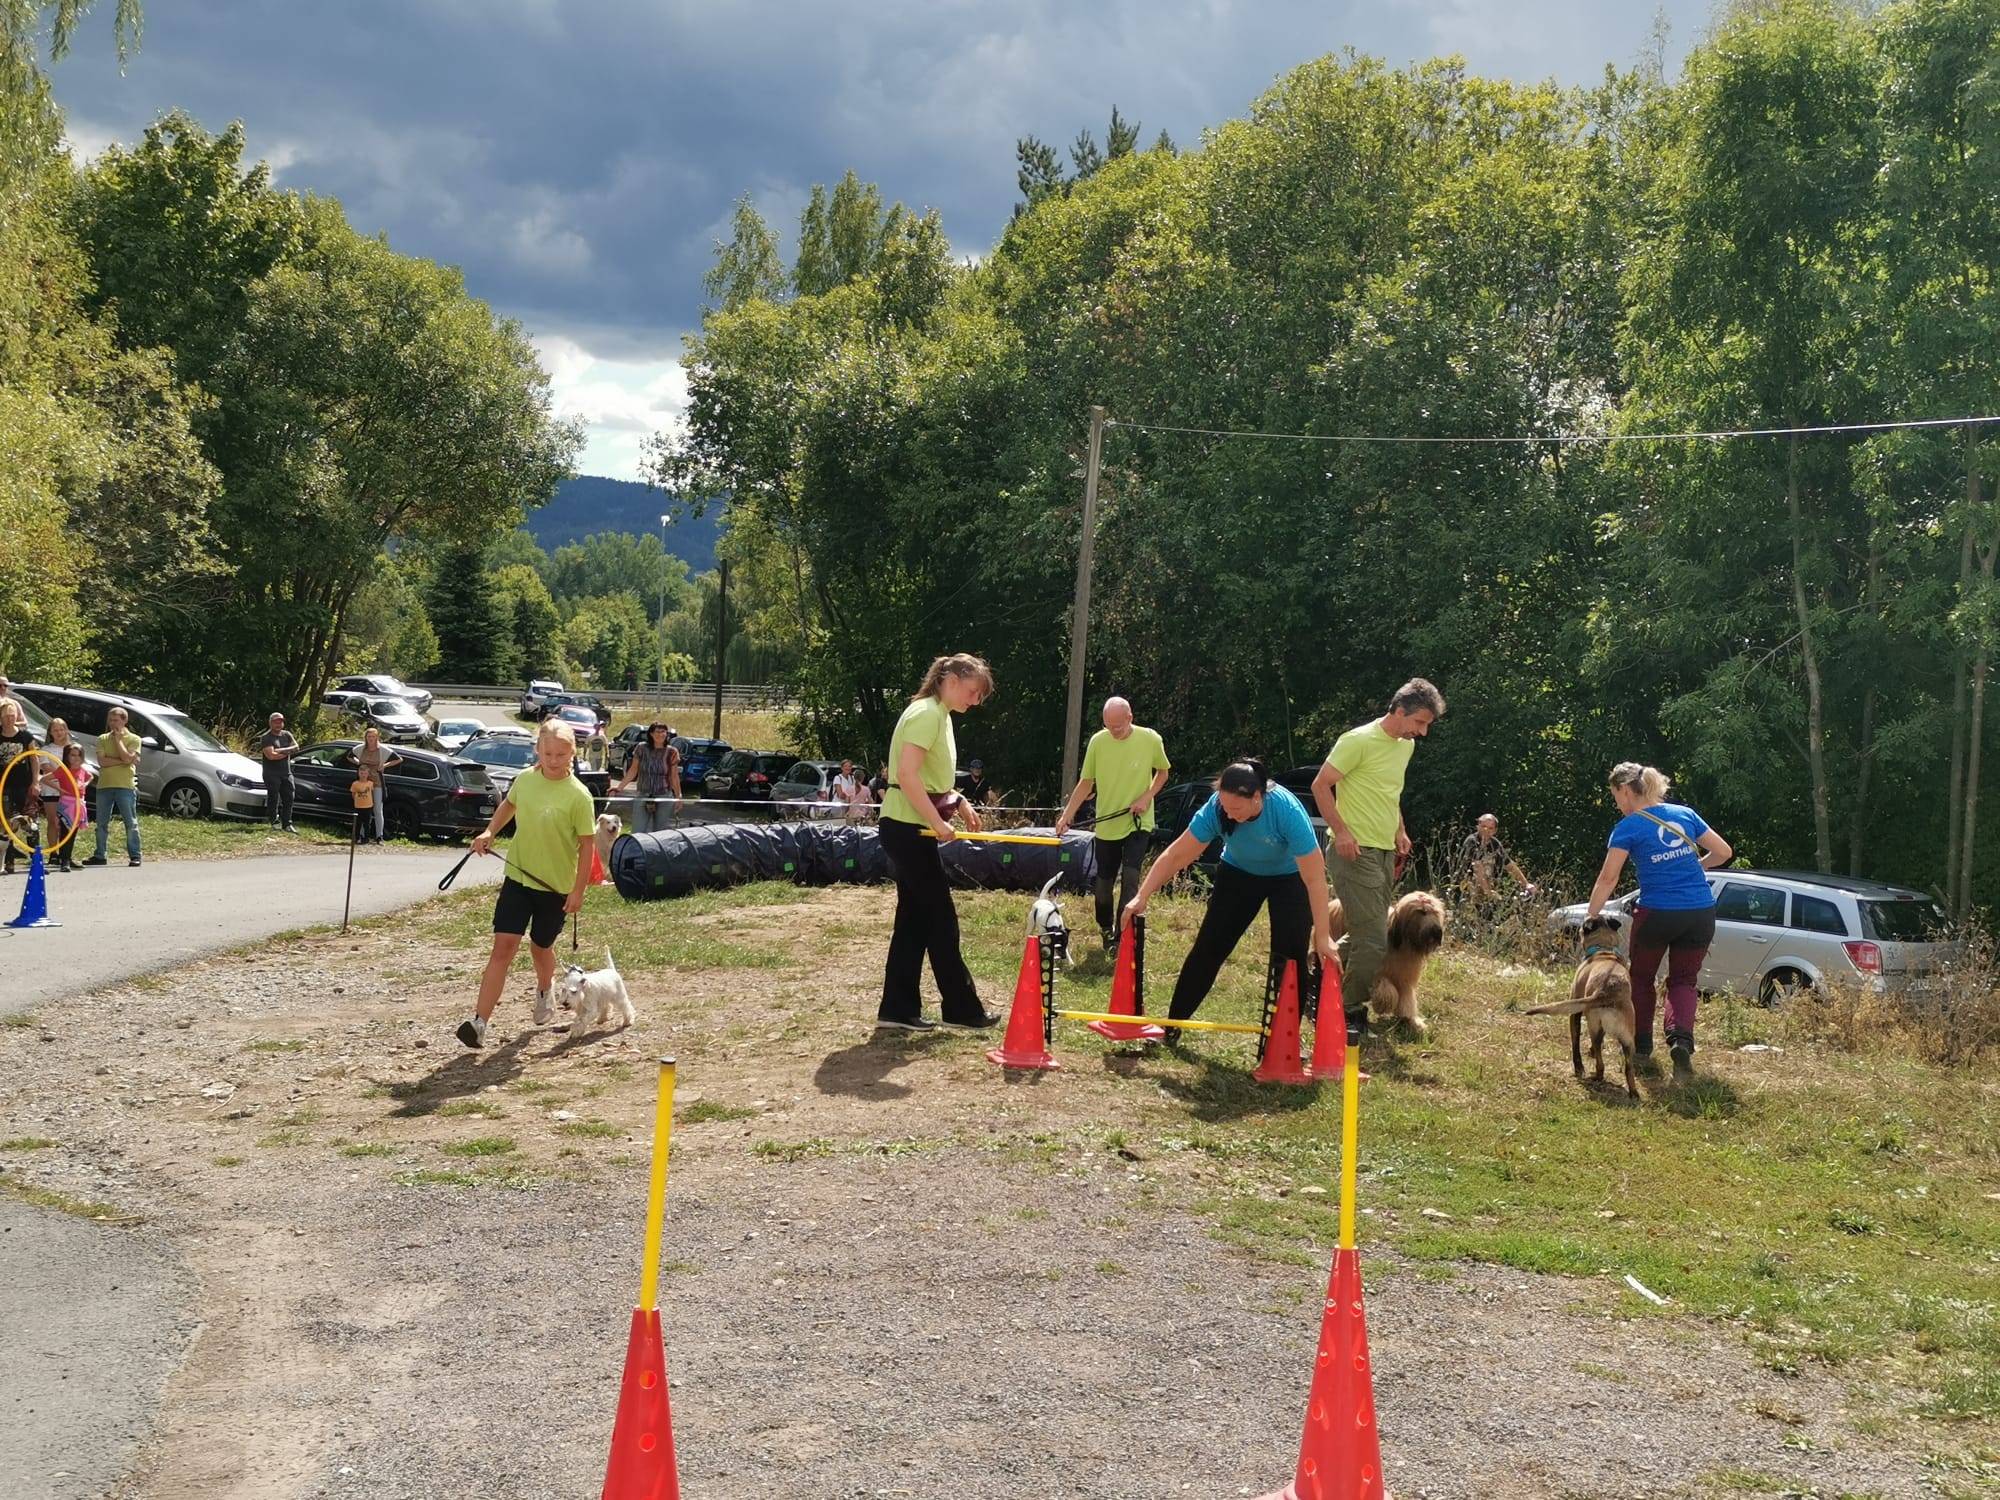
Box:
[673,736,731,793]
[703,750,792,803]
[289,741,500,840]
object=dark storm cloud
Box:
[50,0,1711,362]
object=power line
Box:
[1107,413,2000,446]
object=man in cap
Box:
[259,711,301,833]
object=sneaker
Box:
[82,854,106,866]
[1669,1041,1694,1077]
[283,824,297,834]
[129,858,141,867]
[940,1009,1004,1032]
[874,1015,937,1032]
[456,1015,488,1049]
[531,988,555,1025]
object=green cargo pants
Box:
[1330,845,1396,1022]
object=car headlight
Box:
[219,772,258,789]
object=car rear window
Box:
[1789,892,1848,935]
[1861,899,1948,942]
[395,758,439,783]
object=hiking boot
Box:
[531,988,555,1026]
[457,1015,488,1049]
[1669,1041,1694,1077]
[940,1010,1003,1032]
[874,1014,937,1032]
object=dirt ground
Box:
[0,884,1977,1499]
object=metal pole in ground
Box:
[341,809,359,933]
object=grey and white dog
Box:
[1026,873,1074,970]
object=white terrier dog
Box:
[593,812,622,871]
[559,949,636,1036]
[1026,873,1074,969]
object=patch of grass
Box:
[678,1100,759,1124]
[395,1168,476,1188]
[242,1039,309,1053]
[123,813,352,862]
[1,1010,36,1028]
[425,882,794,970]
[1096,1260,1128,1276]
[340,1143,398,1158]
[256,1129,312,1148]
[436,1099,504,1119]
[0,1172,135,1223]
[753,1136,835,1162]
[442,1136,517,1157]
[557,1119,622,1139]
[0,1137,56,1151]
[211,1155,246,1167]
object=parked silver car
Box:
[1548,870,1958,1004]
[770,759,847,819]
[11,682,267,819]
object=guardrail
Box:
[412,682,796,711]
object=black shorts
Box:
[492,876,567,948]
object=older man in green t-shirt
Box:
[1311,678,1446,1036]
[1057,696,1172,950]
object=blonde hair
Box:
[538,719,577,747]
[912,653,994,704]
[1608,761,1671,802]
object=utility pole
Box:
[711,558,729,741]
[1061,406,1106,796]
[658,514,670,712]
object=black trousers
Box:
[264,775,293,825]
[1168,862,1312,1021]
[879,817,984,1024]
[1093,831,1150,935]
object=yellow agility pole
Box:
[919,829,1063,846]
[1052,1008,1264,1036]
[1339,1036,1362,1249]
[637,1056,677,1312]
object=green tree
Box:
[490,561,560,680]
[427,547,509,682]
[702,192,786,313]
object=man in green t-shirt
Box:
[85,705,145,867]
[457,720,598,1048]
[1057,696,1172,950]
[1311,678,1446,1036]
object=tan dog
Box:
[593,811,622,872]
[1527,915,1637,1097]
[1327,890,1447,1034]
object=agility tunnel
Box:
[608,822,1097,901]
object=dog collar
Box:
[1581,943,1623,959]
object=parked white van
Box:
[12,683,269,819]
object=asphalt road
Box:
[0,846,506,1500]
[0,846,503,1017]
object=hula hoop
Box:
[0,748,81,856]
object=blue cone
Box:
[6,846,59,929]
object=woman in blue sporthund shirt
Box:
[1584,761,1733,1076]
[1121,758,1340,1027]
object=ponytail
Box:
[1214,758,1269,797]
[912,653,995,704]
[1608,761,1671,802]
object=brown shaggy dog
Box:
[1327,890,1447,1034]
[1526,914,1637,1097]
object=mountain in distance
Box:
[525,475,722,574]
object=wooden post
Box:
[711,558,729,742]
[1061,406,1107,797]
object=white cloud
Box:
[532,332,689,480]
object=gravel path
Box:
[0,887,1960,1499]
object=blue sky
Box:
[52,1,1712,479]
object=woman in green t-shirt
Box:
[876,653,1001,1032]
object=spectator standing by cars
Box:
[37,717,78,856]
[868,763,890,804]
[613,721,681,833]
[1056,695,1173,951]
[52,743,90,871]
[963,759,998,808]
[0,674,26,726]
[1583,762,1733,1075]
[86,705,143,867]
[832,759,872,823]
[876,653,1001,1033]
[259,712,302,833]
[1311,679,1446,1040]
[1456,813,1534,905]
[0,702,37,876]
[344,728,404,844]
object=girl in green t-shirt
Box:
[876,653,1000,1032]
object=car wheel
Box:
[1758,968,1810,1008]
[162,779,211,818]
[385,802,423,841]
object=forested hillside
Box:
[660,0,2000,911]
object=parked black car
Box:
[604,724,651,778]
[702,750,793,803]
[537,692,613,727]
[289,741,500,840]
[325,673,433,715]
[672,736,731,793]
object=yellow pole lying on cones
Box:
[918,830,1063,846]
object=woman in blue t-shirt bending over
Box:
[1583,761,1733,1076]
[1122,758,1340,1027]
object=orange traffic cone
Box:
[1307,963,1347,1081]
[1254,959,1313,1085]
[601,1308,680,1500]
[987,935,1060,1070]
[591,844,608,885]
[1257,1248,1389,1500]
[1088,917,1163,1042]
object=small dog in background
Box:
[1326,890,1447,1034]
[1527,915,1637,1097]
[593,812,622,872]
[1026,873,1074,969]
[559,949,636,1036]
